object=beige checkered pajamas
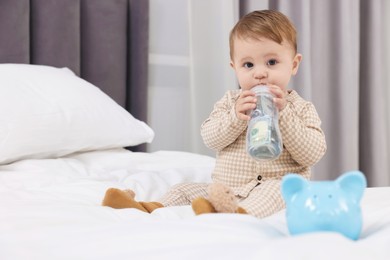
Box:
[160,89,327,218]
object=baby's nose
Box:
[254,66,268,79]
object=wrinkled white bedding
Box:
[0,148,389,260]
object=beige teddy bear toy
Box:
[191,183,247,214]
[102,183,247,215]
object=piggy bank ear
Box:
[336,171,367,202]
[281,174,308,202]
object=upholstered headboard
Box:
[0,0,149,151]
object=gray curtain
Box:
[240,0,390,187]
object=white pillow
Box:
[0,64,154,164]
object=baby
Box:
[102,10,327,218]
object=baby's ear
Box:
[336,171,367,202]
[281,174,308,202]
[292,53,302,75]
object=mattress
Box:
[1,148,389,260]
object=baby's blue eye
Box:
[267,59,277,66]
[244,62,254,68]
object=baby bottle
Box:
[246,85,283,161]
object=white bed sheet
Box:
[0,148,389,260]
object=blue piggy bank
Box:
[281,171,367,240]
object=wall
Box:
[148,0,192,152]
[147,0,238,155]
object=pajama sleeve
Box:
[201,90,247,151]
[279,96,327,167]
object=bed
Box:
[1,1,390,259]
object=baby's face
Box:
[230,37,301,92]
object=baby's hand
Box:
[267,84,287,111]
[235,90,256,121]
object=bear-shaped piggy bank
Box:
[281,170,367,240]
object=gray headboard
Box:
[0,0,149,151]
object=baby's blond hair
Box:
[229,10,297,59]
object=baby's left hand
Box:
[267,84,287,111]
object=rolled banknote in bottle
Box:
[246,85,282,161]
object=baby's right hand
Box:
[235,90,257,121]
